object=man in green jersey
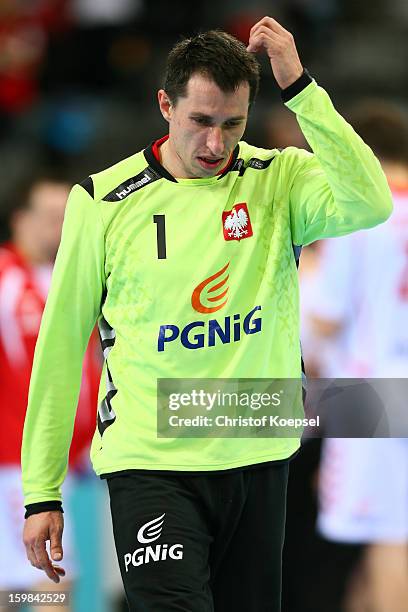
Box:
[22,16,392,611]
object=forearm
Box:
[286,80,393,243]
[22,338,89,506]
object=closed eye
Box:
[190,116,244,129]
[224,121,243,129]
[192,116,212,126]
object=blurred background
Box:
[1,0,408,215]
[0,0,407,611]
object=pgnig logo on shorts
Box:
[124,513,184,572]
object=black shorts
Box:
[107,462,289,612]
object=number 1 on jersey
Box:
[153,215,167,259]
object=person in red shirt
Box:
[0,175,100,605]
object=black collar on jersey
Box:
[143,141,240,182]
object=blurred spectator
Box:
[312,101,408,611]
[310,100,408,377]
[298,242,327,378]
[0,0,69,127]
[71,0,142,26]
[0,175,101,609]
[264,105,309,151]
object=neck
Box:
[159,139,187,178]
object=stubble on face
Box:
[161,74,250,179]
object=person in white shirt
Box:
[311,100,408,612]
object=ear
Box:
[157,89,172,122]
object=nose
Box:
[206,127,225,157]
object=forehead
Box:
[180,73,250,117]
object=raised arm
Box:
[248,15,393,246]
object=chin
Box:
[194,165,217,178]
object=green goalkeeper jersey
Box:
[22,79,392,506]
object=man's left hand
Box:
[247,16,304,90]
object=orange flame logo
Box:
[191,262,230,314]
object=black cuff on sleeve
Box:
[281,68,313,103]
[25,501,63,519]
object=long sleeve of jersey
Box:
[283,79,393,245]
[21,184,105,506]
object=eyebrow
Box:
[189,113,246,122]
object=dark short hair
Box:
[164,30,260,107]
[348,100,408,165]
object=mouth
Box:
[197,156,224,170]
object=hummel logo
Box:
[116,173,151,199]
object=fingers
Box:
[23,512,65,584]
[250,16,287,37]
[247,17,293,55]
[33,539,61,583]
[26,543,41,570]
[50,523,64,563]
[247,23,293,55]
[247,27,281,54]
[246,15,303,89]
[26,540,62,583]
